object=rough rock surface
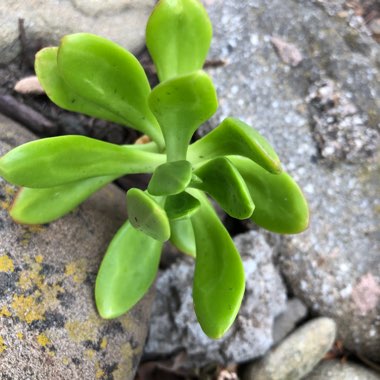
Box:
[145,231,287,368]
[306,79,379,164]
[312,0,380,43]
[0,115,153,380]
[243,318,337,380]
[304,360,380,380]
[0,0,155,65]
[203,0,380,362]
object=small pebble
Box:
[243,318,336,380]
[270,36,303,67]
[304,359,380,380]
[14,76,45,95]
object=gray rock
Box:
[0,114,153,380]
[243,317,337,380]
[203,0,380,362]
[203,0,379,139]
[304,360,380,380]
[1,0,155,65]
[145,230,287,368]
[272,298,308,344]
[280,159,380,362]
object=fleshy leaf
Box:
[190,190,245,339]
[36,47,129,127]
[56,33,164,146]
[188,117,282,173]
[10,175,116,224]
[127,188,170,242]
[165,191,200,220]
[148,71,218,161]
[169,218,196,257]
[192,157,255,219]
[146,0,212,82]
[0,136,165,188]
[95,220,162,319]
[231,156,309,234]
[148,160,192,196]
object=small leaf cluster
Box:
[0,0,309,338]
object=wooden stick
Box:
[0,94,57,135]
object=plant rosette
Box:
[0,0,309,339]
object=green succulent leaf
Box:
[231,156,309,234]
[148,160,192,196]
[0,136,165,188]
[165,191,200,220]
[10,175,116,224]
[35,47,130,127]
[190,190,245,339]
[192,157,255,220]
[56,33,164,147]
[127,188,170,242]
[188,117,282,173]
[95,220,162,319]
[146,0,212,82]
[148,71,218,161]
[169,218,196,257]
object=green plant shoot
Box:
[0,0,309,339]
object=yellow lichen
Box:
[121,316,146,350]
[0,201,9,210]
[65,259,88,284]
[0,336,7,353]
[26,225,45,234]
[11,294,45,324]
[0,255,14,272]
[84,349,96,360]
[35,255,44,264]
[41,283,64,309]
[18,255,64,309]
[37,333,50,347]
[17,262,64,317]
[17,224,45,249]
[18,267,44,290]
[121,317,139,337]
[16,332,24,340]
[64,263,76,277]
[65,319,98,343]
[0,185,15,211]
[95,362,105,379]
[113,343,133,380]
[100,337,108,350]
[0,306,11,317]
[18,230,33,248]
[62,357,70,366]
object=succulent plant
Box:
[0,0,308,339]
